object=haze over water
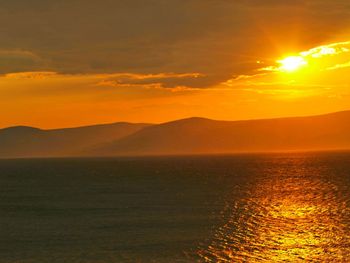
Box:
[1,152,350,262]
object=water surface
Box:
[0,153,350,262]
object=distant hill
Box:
[0,122,151,158]
[92,111,350,156]
[2,111,350,158]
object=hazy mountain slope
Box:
[3,111,350,158]
[0,122,151,158]
[93,111,350,156]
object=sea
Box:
[1,152,350,262]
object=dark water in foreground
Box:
[1,153,350,262]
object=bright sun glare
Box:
[278,56,308,72]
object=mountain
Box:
[0,122,151,158]
[2,111,350,158]
[92,111,350,156]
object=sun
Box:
[277,56,308,72]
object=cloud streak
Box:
[256,40,350,73]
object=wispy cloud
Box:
[260,40,350,73]
[300,41,350,58]
[1,71,205,92]
[95,72,204,90]
[326,61,350,70]
[4,71,57,79]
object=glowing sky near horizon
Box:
[1,0,350,128]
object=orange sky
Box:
[1,1,350,128]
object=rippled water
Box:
[197,154,350,262]
[1,153,350,262]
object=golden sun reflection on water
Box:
[198,158,350,262]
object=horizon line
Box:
[1,109,350,131]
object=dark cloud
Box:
[0,50,46,73]
[0,0,349,87]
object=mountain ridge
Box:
[2,110,350,158]
[0,122,152,158]
[91,110,350,156]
